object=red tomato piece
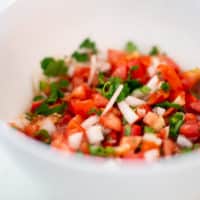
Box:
[112,65,128,80]
[190,101,200,113]
[148,90,169,105]
[70,99,96,117]
[100,112,122,132]
[180,122,200,141]
[103,131,118,146]
[92,93,108,107]
[158,64,183,91]
[31,100,43,112]
[131,125,142,136]
[162,139,177,157]
[70,84,92,100]
[24,124,40,137]
[185,113,197,122]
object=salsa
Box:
[11,38,200,161]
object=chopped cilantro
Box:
[161,82,170,92]
[124,125,131,136]
[39,81,49,92]
[41,57,68,77]
[140,86,151,94]
[98,72,106,86]
[35,102,66,116]
[33,95,45,101]
[144,126,155,133]
[169,112,184,139]
[89,145,115,157]
[127,65,139,79]
[35,129,51,144]
[181,147,193,154]
[80,38,97,53]
[25,112,37,121]
[72,51,89,62]
[156,101,182,110]
[88,108,102,116]
[149,46,160,56]
[125,41,138,53]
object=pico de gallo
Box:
[11,38,200,161]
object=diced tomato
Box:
[100,112,122,132]
[70,99,96,116]
[141,141,159,152]
[112,65,128,80]
[24,124,40,137]
[157,128,168,139]
[163,107,175,117]
[70,84,92,100]
[148,90,169,105]
[181,69,200,90]
[131,125,142,136]
[57,114,72,126]
[158,64,183,91]
[51,131,70,152]
[185,93,198,112]
[72,67,90,87]
[79,140,89,154]
[103,131,118,146]
[65,115,84,136]
[108,49,127,69]
[162,139,177,156]
[127,58,149,84]
[159,55,181,72]
[190,101,200,113]
[185,113,197,122]
[92,93,108,107]
[136,104,151,118]
[180,122,200,141]
[31,100,43,112]
[139,56,152,67]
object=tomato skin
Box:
[70,84,92,100]
[108,49,127,69]
[24,124,40,137]
[112,65,128,80]
[162,139,177,156]
[103,131,118,146]
[180,122,200,141]
[139,56,152,67]
[158,64,183,91]
[72,67,90,87]
[190,101,200,113]
[141,141,159,152]
[100,112,122,132]
[31,100,43,112]
[57,114,72,126]
[148,90,169,105]
[185,113,197,122]
[92,93,108,107]
[131,125,142,136]
[70,99,96,117]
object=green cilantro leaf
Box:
[72,51,89,62]
[156,101,182,110]
[161,82,170,92]
[88,108,102,116]
[124,125,131,136]
[35,129,51,144]
[149,46,160,56]
[80,38,97,53]
[41,57,68,77]
[125,41,138,53]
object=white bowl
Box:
[1,0,200,199]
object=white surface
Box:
[0,1,45,200]
[0,0,200,200]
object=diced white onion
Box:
[136,108,147,117]
[88,55,97,85]
[40,118,56,135]
[125,96,146,107]
[144,149,160,162]
[146,75,160,92]
[147,57,160,77]
[143,133,162,146]
[118,101,139,124]
[173,95,185,106]
[153,107,166,116]
[102,84,124,116]
[81,115,99,129]
[13,114,30,129]
[177,135,193,148]
[68,132,83,150]
[86,125,104,144]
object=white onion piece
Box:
[81,115,99,129]
[143,134,162,146]
[13,114,30,129]
[173,95,185,106]
[88,55,97,85]
[177,135,193,148]
[68,132,83,150]
[144,149,160,162]
[118,101,139,124]
[40,118,56,135]
[102,84,124,116]
[147,57,160,77]
[86,125,104,144]
[153,107,166,116]
[125,96,146,107]
[146,75,159,93]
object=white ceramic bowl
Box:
[1,0,200,199]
